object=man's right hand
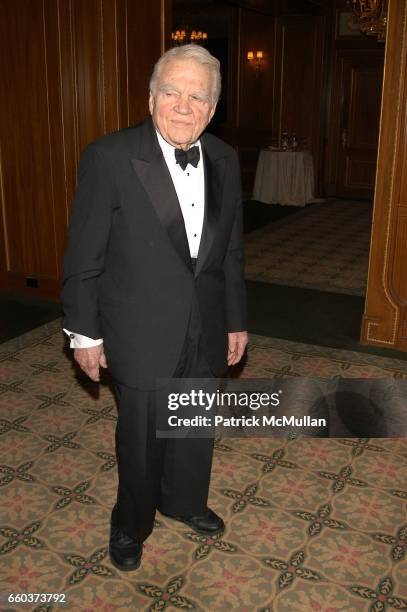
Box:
[74,345,108,382]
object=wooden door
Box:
[333,50,384,199]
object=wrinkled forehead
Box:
[158,58,213,91]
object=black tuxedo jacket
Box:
[63,118,247,389]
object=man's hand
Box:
[73,345,108,382]
[227,331,248,366]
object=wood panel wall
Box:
[0,0,166,301]
[234,8,276,192]
[361,0,407,352]
[273,15,325,193]
[216,8,326,194]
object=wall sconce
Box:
[171,27,208,46]
[247,50,264,78]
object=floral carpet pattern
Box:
[245,200,372,296]
[0,320,406,611]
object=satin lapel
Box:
[131,153,192,271]
[195,148,225,276]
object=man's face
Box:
[149,58,217,150]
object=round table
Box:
[252,150,315,206]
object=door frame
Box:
[361,0,407,352]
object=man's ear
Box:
[209,104,217,122]
[148,93,154,115]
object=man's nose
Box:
[175,95,191,114]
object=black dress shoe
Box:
[109,506,142,571]
[162,507,225,536]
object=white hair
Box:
[149,44,221,105]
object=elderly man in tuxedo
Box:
[63,44,248,571]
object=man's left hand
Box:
[227,331,248,366]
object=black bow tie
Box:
[174,146,200,171]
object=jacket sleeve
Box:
[62,144,116,339]
[223,153,247,332]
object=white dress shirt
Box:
[156,131,205,257]
[64,129,206,348]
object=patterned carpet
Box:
[1,320,406,611]
[245,200,373,296]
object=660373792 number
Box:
[5,593,67,604]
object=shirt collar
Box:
[155,129,201,161]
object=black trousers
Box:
[113,298,216,543]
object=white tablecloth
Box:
[252,150,315,206]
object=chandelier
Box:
[348,0,388,41]
[171,26,208,46]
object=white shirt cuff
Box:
[63,329,103,349]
